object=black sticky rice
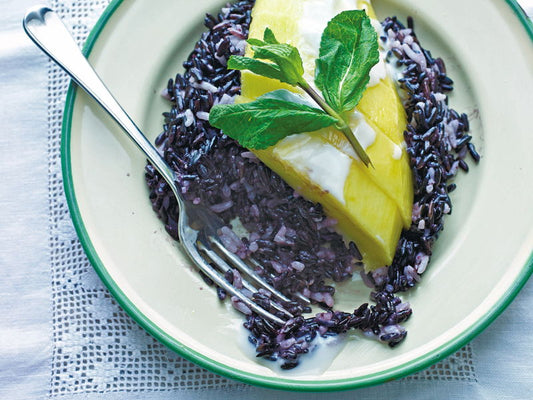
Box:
[145,1,478,369]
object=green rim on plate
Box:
[61,0,533,391]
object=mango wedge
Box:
[255,135,402,269]
[238,0,413,270]
[358,78,407,145]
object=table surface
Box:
[1,1,532,399]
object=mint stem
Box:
[299,81,373,167]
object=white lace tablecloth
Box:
[1,0,532,399]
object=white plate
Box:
[62,0,533,390]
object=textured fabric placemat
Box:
[47,0,477,396]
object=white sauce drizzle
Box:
[392,144,403,160]
[275,135,352,205]
[349,111,377,151]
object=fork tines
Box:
[195,232,310,326]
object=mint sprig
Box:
[228,27,305,86]
[209,90,337,149]
[316,10,379,113]
[209,11,379,167]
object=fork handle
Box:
[23,6,180,200]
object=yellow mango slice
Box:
[311,122,413,228]
[241,2,302,100]
[357,78,407,145]
[344,162,403,269]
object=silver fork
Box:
[23,6,309,325]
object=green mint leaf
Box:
[251,43,305,85]
[247,28,279,47]
[227,56,284,82]
[263,27,279,44]
[228,29,304,86]
[209,90,337,149]
[315,10,379,113]
[246,38,267,47]
[260,89,315,107]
